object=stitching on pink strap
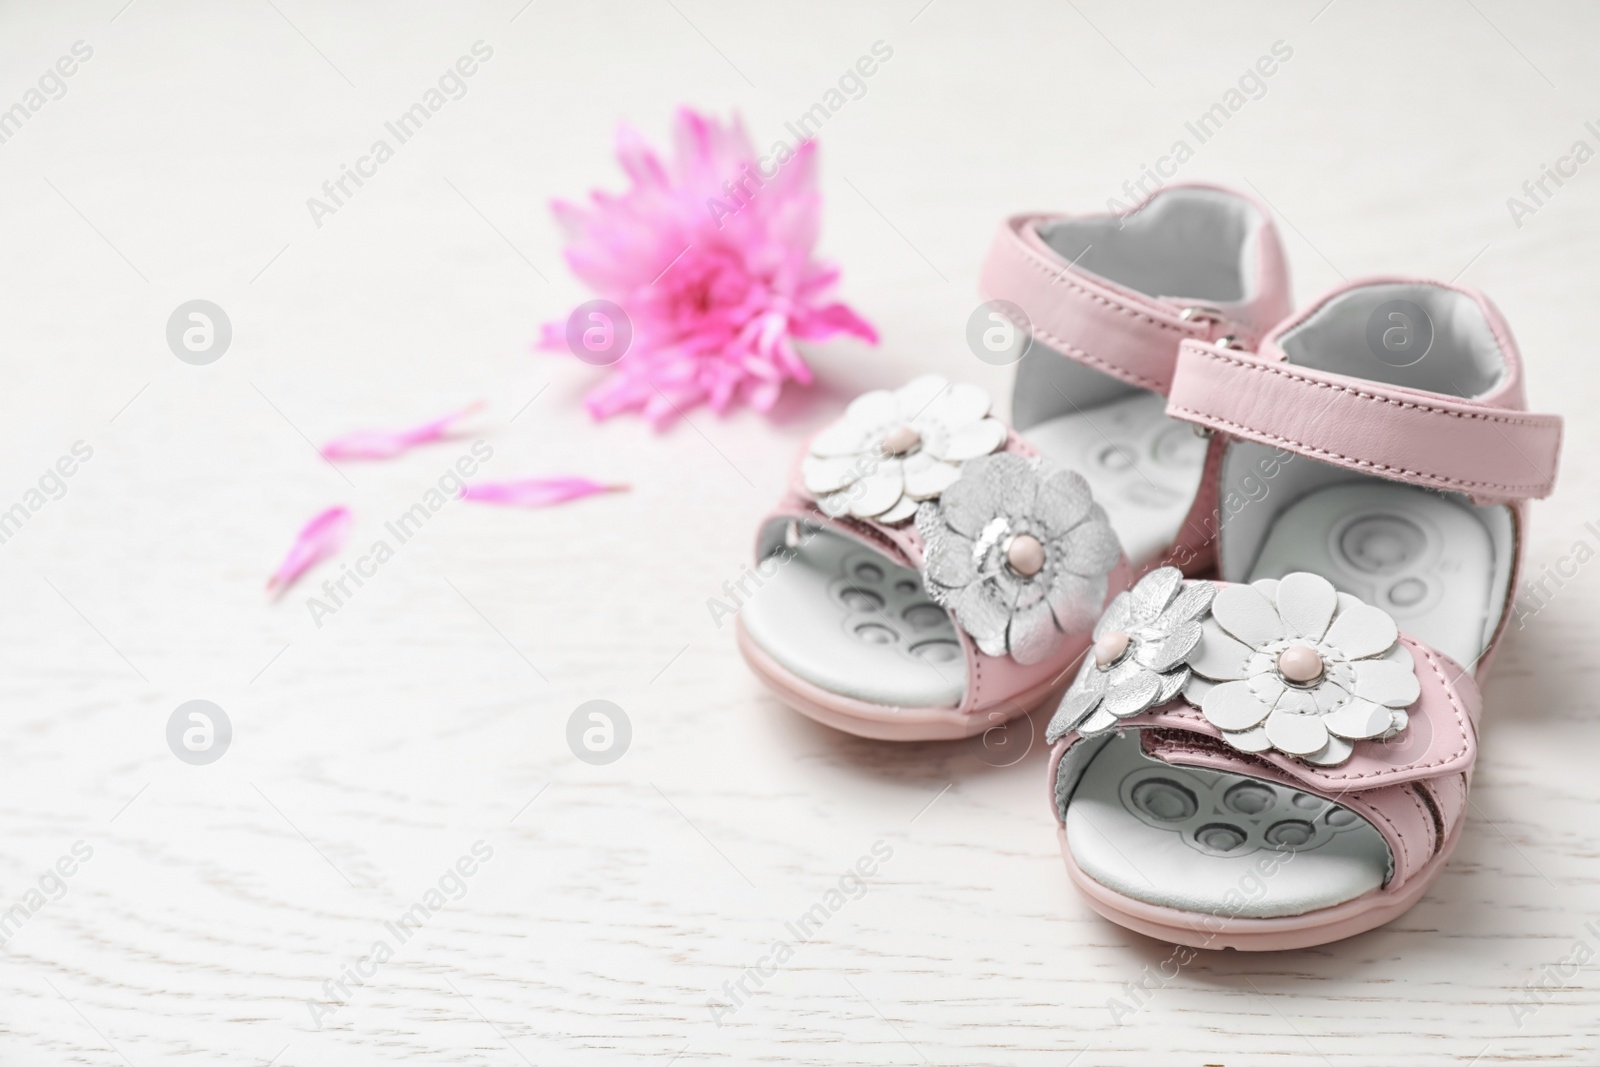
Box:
[1030,325,1169,394]
[986,224,1206,394]
[998,227,1192,335]
[1405,785,1439,860]
[762,500,919,571]
[1442,775,1467,838]
[1189,347,1558,430]
[1170,406,1545,496]
[1413,781,1448,857]
[965,652,987,712]
[1175,347,1559,496]
[837,515,917,568]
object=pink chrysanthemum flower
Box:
[541,108,878,428]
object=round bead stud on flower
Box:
[1185,572,1420,765]
[917,453,1121,666]
[1005,532,1046,576]
[879,424,921,457]
[1047,567,1214,741]
[1276,644,1325,685]
[802,374,1008,524]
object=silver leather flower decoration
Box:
[915,452,1120,666]
[1046,567,1214,742]
[802,375,1007,524]
[1184,572,1419,766]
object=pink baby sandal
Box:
[737,183,1289,742]
[1044,278,1563,949]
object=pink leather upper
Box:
[1051,627,1483,891]
[977,182,1292,396]
[1167,340,1562,505]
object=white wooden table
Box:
[1,1,1596,1063]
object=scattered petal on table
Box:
[267,506,351,597]
[321,401,485,460]
[461,478,628,509]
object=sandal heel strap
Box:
[979,213,1226,394]
[1166,339,1564,504]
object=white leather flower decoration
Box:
[1185,572,1419,766]
[1046,567,1214,742]
[916,453,1121,666]
[802,374,1007,524]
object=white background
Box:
[0,1,1596,1063]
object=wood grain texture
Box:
[0,0,1596,1063]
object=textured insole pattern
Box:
[1065,733,1389,918]
[1027,391,1208,566]
[1248,482,1495,666]
[740,528,966,708]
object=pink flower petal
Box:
[535,320,567,351]
[793,302,880,344]
[321,402,485,460]
[461,478,628,509]
[543,107,877,428]
[267,506,351,597]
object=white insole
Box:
[740,529,966,708]
[1065,732,1389,918]
[1247,482,1496,667]
[1065,481,1495,916]
[1027,392,1208,567]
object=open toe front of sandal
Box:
[736,377,1132,741]
[1047,567,1487,950]
[739,527,966,713]
[1062,731,1389,921]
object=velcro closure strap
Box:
[979,215,1236,395]
[1058,636,1482,889]
[1167,340,1563,504]
[1129,635,1481,793]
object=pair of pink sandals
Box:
[737,183,1563,950]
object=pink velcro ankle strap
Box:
[979,214,1238,395]
[1166,340,1563,504]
